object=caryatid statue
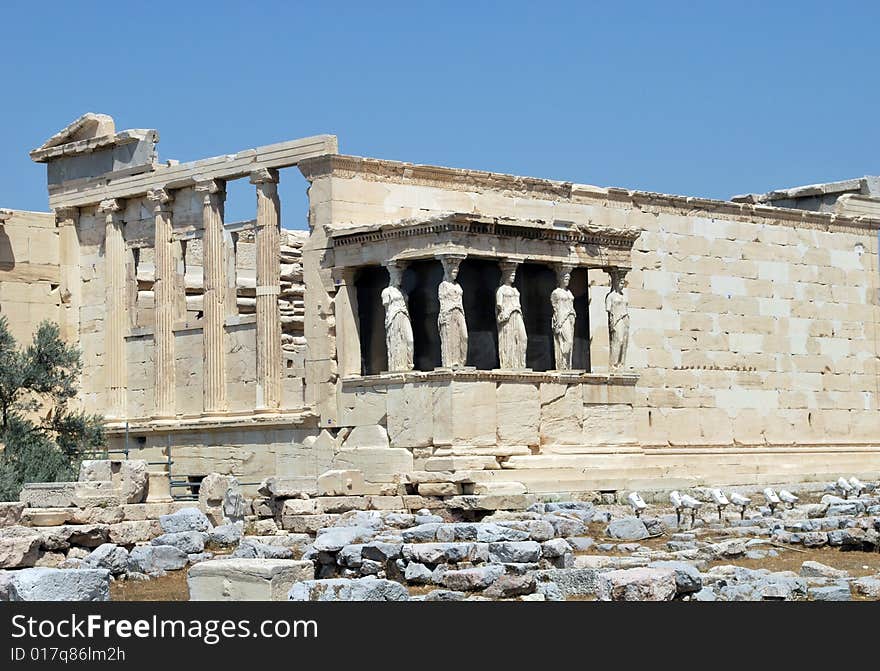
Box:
[606,268,629,369]
[381,262,414,372]
[496,261,527,369]
[438,255,468,368]
[551,265,576,370]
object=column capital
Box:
[499,258,521,274]
[53,206,79,225]
[146,187,174,212]
[194,178,225,202]
[98,198,123,216]
[249,167,279,185]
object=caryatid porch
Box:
[330,213,642,455]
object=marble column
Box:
[98,198,127,420]
[333,266,361,378]
[606,267,630,370]
[496,260,527,369]
[382,261,414,372]
[250,168,282,413]
[196,179,228,415]
[551,264,576,370]
[54,206,80,343]
[147,188,175,419]
[437,254,468,368]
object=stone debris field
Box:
[0,460,878,602]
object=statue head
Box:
[500,261,518,286]
[441,255,463,282]
[558,266,572,289]
[609,268,628,292]
[387,262,403,287]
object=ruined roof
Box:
[731,176,880,204]
[31,113,116,154]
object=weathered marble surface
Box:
[496,263,527,369]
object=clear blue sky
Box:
[1,1,877,227]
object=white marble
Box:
[438,256,468,368]
[382,263,414,372]
[606,269,629,369]
[496,262,527,369]
[551,267,575,370]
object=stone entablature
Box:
[330,213,641,270]
[299,155,880,235]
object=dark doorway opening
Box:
[571,267,591,371]
[515,263,556,371]
[355,265,389,375]
[403,259,443,371]
[458,258,500,370]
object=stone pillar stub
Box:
[147,187,176,419]
[195,178,228,416]
[98,198,127,420]
[54,206,81,343]
[250,168,282,413]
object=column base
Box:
[254,406,281,416]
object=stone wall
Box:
[0,209,61,345]
[297,155,880,489]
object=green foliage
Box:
[0,317,104,500]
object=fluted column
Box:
[196,179,228,415]
[250,168,282,413]
[54,206,80,343]
[99,199,127,420]
[147,188,175,419]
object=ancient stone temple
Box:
[5,113,880,496]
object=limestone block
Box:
[338,387,387,427]
[424,456,499,471]
[0,527,42,568]
[472,482,527,496]
[387,383,433,448]
[188,559,315,601]
[431,381,453,446]
[451,381,497,447]
[333,448,413,484]
[445,494,535,511]
[280,513,339,534]
[276,432,335,479]
[582,404,635,446]
[19,482,76,508]
[540,383,583,446]
[496,382,540,447]
[341,425,390,450]
[145,471,173,502]
[315,496,370,514]
[417,482,461,497]
[72,481,126,508]
[0,502,25,527]
[281,499,318,516]
[597,567,676,601]
[317,469,366,496]
[366,496,405,511]
[198,473,235,509]
[7,567,110,601]
[108,520,161,546]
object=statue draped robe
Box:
[496,284,527,369]
[438,280,468,367]
[382,285,414,372]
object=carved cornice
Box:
[342,369,639,388]
[330,213,642,250]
